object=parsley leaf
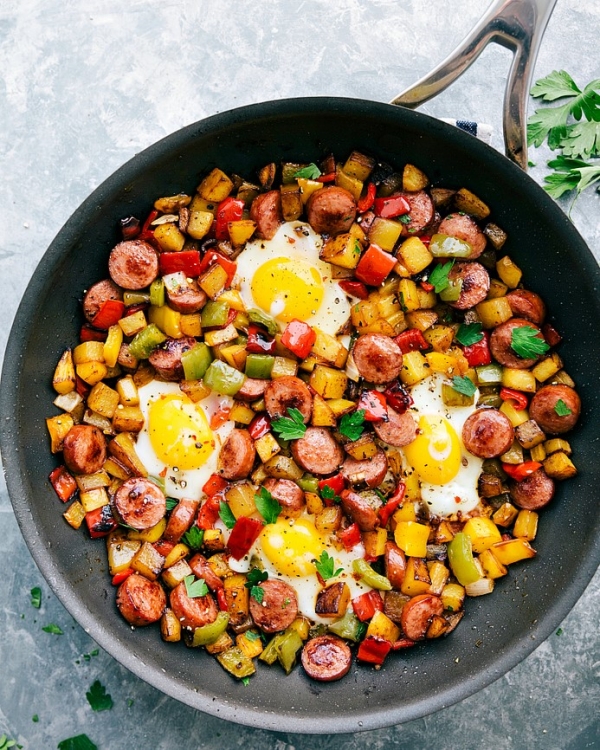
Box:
[271,407,307,440]
[339,409,365,441]
[314,550,344,581]
[241,676,251,686]
[42,623,63,635]
[250,585,265,603]
[30,586,42,609]
[165,497,178,511]
[544,155,600,198]
[245,568,268,602]
[245,630,260,641]
[0,736,20,750]
[455,322,483,347]
[219,501,236,530]
[86,680,113,712]
[184,575,208,598]
[321,485,341,504]
[510,326,550,359]
[181,525,204,550]
[554,399,572,417]
[57,736,98,750]
[254,486,281,525]
[451,376,477,397]
[293,163,321,180]
[560,120,600,160]
[428,260,455,293]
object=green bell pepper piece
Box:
[352,559,392,591]
[475,363,503,386]
[247,308,278,336]
[189,611,230,647]
[128,324,167,359]
[297,474,320,493]
[245,353,275,379]
[259,632,288,665]
[201,300,230,328]
[276,629,303,675]
[447,532,481,586]
[477,393,503,408]
[182,342,213,381]
[441,383,474,408]
[203,360,246,396]
[327,611,365,642]
[149,278,165,307]
[438,277,462,302]
[216,646,256,679]
[123,291,151,306]
[429,233,473,259]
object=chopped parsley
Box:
[183,575,209,599]
[554,399,572,417]
[455,322,484,346]
[30,586,42,609]
[293,163,321,180]
[165,497,178,511]
[428,260,455,293]
[42,623,63,635]
[510,326,550,359]
[86,680,113,712]
[181,525,204,550]
[320,484,341,504]
[556,627,564,636]
[57,736,98,750]
[0,736,21,750]
[271,407,307,440]
[245,567,268,603]
[241,676,251,686]
[314,551,344,581]
[339,409,365,441]
[254,486,282,525]
[451,375,477,397]
[218,501,236,530]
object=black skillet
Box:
[1,0,599,734]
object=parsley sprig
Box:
[57,736,98,750]
[218,501,236,530]
[320,484,341,504]
[339,409,365,441]
[314,551,344,581]
[181,525,204,550]
[184,575,209,599]
[254,486,282,525]
[293,163,322,180]
[428,260,455,293]
[86,680,113,712]
[451,375,477,398]
[510,326,550,359]
[455,322,483,347]
[271,407,307,440]
[554,399,572,417]
[245,568,268,603]
[30,586,42,609]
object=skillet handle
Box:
[390,0,557,171]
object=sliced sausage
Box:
[510,468,555,510]
[149,336,197,381]
[490,318,543,370]
[373,407,418,447]
[437,213,487,258]
[170,580,218,630]
[249,579,298,633]
[83,279,123,324]
[384,541,407,589]
[116,572,166,627]
[236,377,268,402]
[352,334,403,384]
[306,186,357,236]
[250,190,283,240]
[399,190,435,235]
[163,497,200,543]
[400,594,444,641]
[291,427,344,476]
[340,489,381,532]
[263,478,305,516]
[62,424,107,475]
[462,409,515,459]
[218,428,256,480]
[301,635,352,682]
[506,289,546,326]
[165,278,207,314]
[265,376,313,422]
[108,239,159,290]
[188,553,224,592]
[529,384,581,435]
[447,261,490,310]
[114,477,167,530]
[341,448,388,488]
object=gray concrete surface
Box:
[1,1,599,748]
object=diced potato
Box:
[499,401,530,427]
[163,543,190,569]
[462,517,502,553]
[441,582,465,612]
[427,561,449,595]
[493,502,519,528]
[423,324,455,353]
[405,310,438,332]
[205,631,234,655]
[426,614,449,639]
[430,188,456,210]
[513,510,538,541]
[530,443,547,462]
[53,349,76,394]
[320,233,362,269]
[128,518,167,544]
[204,324,238,347]
[109,432,147,477]
[113,405,145,433]
[368,217,403,251]
[73,341,105,364]
[435,520,454,544]
[326,398,356,418]
[180,313,202,338]
[161,558,193,588]
[154,222,185,252]
[87,382,120,419]
[398,279,420,311]
[350,298,380,331]
[228,219,256,246]
[483,222,508,250]
[426,351,461,377]
[544,438,571,456]
[515,419,545,449]
[475,297,513,328]
[161,608,182,642]
[219,344,247,371]
[224,573,250,627]
[258,162,276,190]
[226,482,257,519]
[454,187,490,220]
[531,353,563,383]
[204,528,226,552]
[343,151,376,181]
[416,288,437,309]
[393,499,417,523]
[501,367,537,393]
[500,440,524,464]
[103,456,131,480]
[46,414,74,453]
[366,610,401,643]
[197,168,234,202]
[311,328,348,368]
[496,256,522,289]
[230,402,255,425]
[344,432,378,460]
[363,528,387,558]
[402,163,429,192]
[315,581,350,618]
[271,356,298,379]
[543,451,577,480]
[255,432,281,463]
[217,289,246,312]
[310,365,348,399]
[63,500,86,530]
[297,178,323,204]
[180,379,212,403]
[305,491,323,515]
[397,236,433,274]
[280,183,303,221]
[311,394,336,427]
[315,505,342,533]
[335,166,363,201]
[199,263,229,300]
[552,369,575,388]
[187,210,214,240]
[401,557,431,597]
[236,630,264,659]
[491,538,536,566]
[358,318,397,336]
[79,487,109,513]
[131,541,165,580]
[487,279,508,299]
[399,350,430,386]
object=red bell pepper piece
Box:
[79,325,106,343]
[49,466,78,503]
[92,299,125,330]
[318,473,345,497]
[357,182,376,213]
[391,638,417,650]
[214,197,245,241]
[378,482,406,527]
[420,280,434,292]
[202,473,229,497]
[248,414,271,441]
[382,380,413,414]
[85,505,118,538]
[542,323,562,347]
[124,302,148,317]
[138,209,159,241]
[120,216,141,240]
[216,588,229,611]
[355,244,396,287]
[153,540,175,558]
[159,250,202,277]
[316,172,336,183]
[228,517,263,560]
[462,331,491,366]
[394,328,428,354]
[352,590,384,622]
[196,495,222,529]
[501,461,542,482]
[337,521,362,551]
[111,568,134,586]
[357,636,392,665]
[246,323,277,354]
[500,387,529,411]
[210,405,231,430]
[357,390,388,422]
[197,250,238,286]
[281,319,316,359]
[338,280,369,300]
[373,194,410,219]
[75,375,91,399]
[420,236,431,247]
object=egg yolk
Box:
[403,415,462,485]
[251,257,324,323]
[148,393,214,470]
[259,518,325,577]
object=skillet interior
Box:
[1,97,599,733]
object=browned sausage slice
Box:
[188,553,224,591]
[148,336,197,381]
[163,497,199,543]
[291,427,344,476]
[236,377,268,402]
[249,579,298,633]
[250,190,283,240]
[399,190,435,235]
[340,489,381,531]
[170,580,218,629]
[341,448,388,488]
[506,289,546,326]
[462,409,515,458]
[114,477,167,530]
[301,635,352,682]
[116,572,166,626]
[490,318,544,369]
[62,424,107,475]
[437,213,486,258]
[218,428,256,480]
[374,407,418,447]
[83,279,123,324]
[164,274,207,314]
[263,478,305,516]
[529,384,581,435]
[447,262,490,310]
[307,187,357,236]
[108,239,159,290]
[352,334,403,384]
[265,376,313,422]
[510,468,555,510]
[400,594,444,641]
[384,541,407,589]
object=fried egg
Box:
[235,221,351,336]
[402,372,483,517]
[135,380,234,500]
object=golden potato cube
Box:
[103,456,131,480]
[255,432,281,463]
[180,313,202,338]
[113,405,144,433]
[311,394,336,427]
[224,573,250,626]
[530,443,547,462]
[552,369,575,388]
[496,256,522,289]
[271,356,298,379]
[343,151,376,181]
[326,398,356,418]
[76,470,110,493]
[108,432,147,477]
[53,349,76,394]
[475,297,513,328]
[493,502,519,528]
[427,561,449,595]
[513,510,539,541]
[161,608,182,642]
[402,163,429,192]
[305,491,324,515]
[366,610,401,643]
[483,222,508,250]
[73,341,105,364]
[205,631,234,655]
[315,505,342,533]
[118,310,147,337]
[397,236,433,274]
[128,518,167,544]
[225,482,257,519]
[454,187,490,220]
[399,350,430,386]
[263,454,304,481]
[199,262,229,300]
[423,324,455,353]
[131,541,165,581]
[102,325,123,369]
[218,344,247,372]
[154,193,191,213]
[491,538,536,566]
[335,166,363,201]
[163,543,190,569]
[531,353,563,383]
[416,288,437,309]
[79,488,109,513]
[500,440,524,464]
[350,298,380,331]
[544,438,571,456]
[426,615,449,639]
[236,631,264,659]
[543,451,577,480]
[344,432,378,460]
[87,382,120,419]
[311,328,348,367]
[515,419,546,449]
[398,279,420,311]
[426,351,461,377]
[204,323,238,347]
[374,292,401,321]
[230,401,255,425]
[63,500,86,530]
[368,217,403,252]
[310,365,348,399]
[180,379,212,403]
[197,168,234,202]
[280,183,303,221]
[359,318,397,336]
[227,219,256,246]
[297,178,323,204]
[441,583,465,612]
[320,233,362,269]
[401,557,431,597]
[501,367,537,393]
[46,414,74,453]
[435,520,454,544]
[487,279,508,299]
[363,528,387,558]
[154,222,185,252]
[463,517,502,553]
[187,210,214,240]
[161,559,193,589]
[499,400,530,427]
[478,549,508,579]
[204,528,226,552]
